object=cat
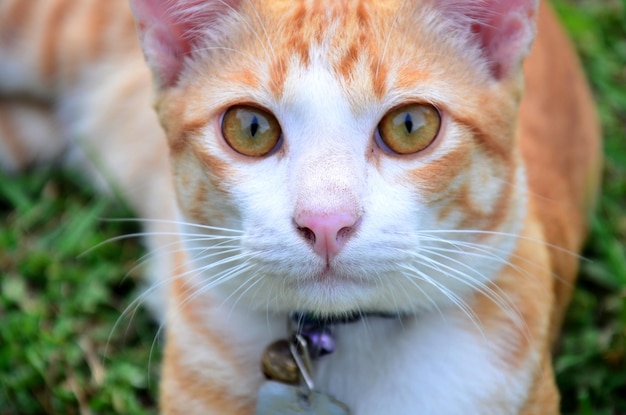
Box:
[0,0,601,414]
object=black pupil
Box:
[250,115,259,137]
[404,113,413,134]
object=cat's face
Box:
[133,0,537,316]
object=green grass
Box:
[0,1,625,414]
[0,172,160,414]
[552,0,626,413]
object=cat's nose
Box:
[295,212,360,261]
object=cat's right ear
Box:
[129,0,241,88]
[435,0,539,80]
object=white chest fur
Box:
[311,312,534,415]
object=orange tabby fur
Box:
[0,0,600,414]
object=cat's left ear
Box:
[439,0,539,80]
[130,0,241,88]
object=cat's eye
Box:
[221,105,281,157]
[377,103,441,155]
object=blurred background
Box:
[552,1,626,413]
[0,0,624,413]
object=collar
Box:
[290,311,399,359]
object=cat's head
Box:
[130,0,538,316]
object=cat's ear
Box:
[130,0,241,88]
[439,0,539,80]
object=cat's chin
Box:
[277,273,404,316]
[293,268,385,297]
[297,268,370,288]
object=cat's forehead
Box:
[262,1,404,76]
[259,0,400,28]
[207,0,466,110]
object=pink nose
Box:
[295,212,359,261]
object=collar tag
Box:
[256,381,350,415]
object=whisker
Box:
[419,234,533,275]
[80,230,241,259]
[126,245,240,292]
[121,249,254,325]
[422,242,536,282]
[99,217,244,234]
[172,253,252,296]
[393,269,448,324]
[417,229,584,260]
[121,243,244,289]
[416,248,527,332]
[419,234,573,289]
[398,263,486,339]
[223,271,265,317]
[178,262,257,310]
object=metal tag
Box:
[255,381,350,415]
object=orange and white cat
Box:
[0,0,601,414]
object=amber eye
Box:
[221,105,281,157]
[377,103,441,154]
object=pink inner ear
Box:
[443,0,538,79]
[130,0,241,87]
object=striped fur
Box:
[0,0,601,414]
